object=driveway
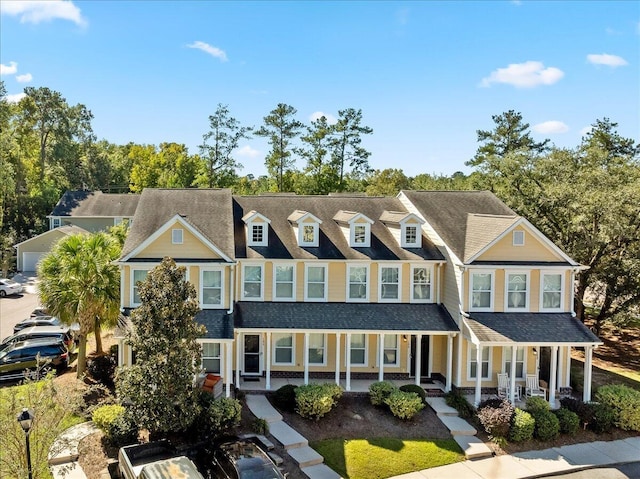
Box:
[0,273,41,340]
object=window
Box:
[347,265,368,301]
[242,265,263,300]
[411,266,431,302]
[471,272,493,310]
[405,226,417,244]
[251,224,264,244]
[506,273,528,310]
[273,333,294,365]
[381,335,399,366]
[350,223,371,247]
[243,213,270,247]
[172,228,183,244]
[503,346,525,380]
[274,264,295,300]
[468,344,490,380]
[308,333,326,365]
[305,264,327,301]
[302,225,316,245]
[349,334,367,366]
[201,343,221,373]
[201,269,222,307]
[541,273,563,310]
[379,265,400,301]
[51,217,61,229]
[401,223,421,248]
[132,270,148,305]
[513,230,525,246]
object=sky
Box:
[1,1,638,178]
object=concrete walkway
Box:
[49,422,99,479]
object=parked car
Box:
[13,316,61,332]
[0,278,23,297]
[202,437,285,479]
[119,441,204,479]
[30,307,50,317]
[0,338,69,381]
[1,326,77,353]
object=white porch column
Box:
[510,346,517,403]
[583,345,593,402]
[549,345,558,406]
[346,333,352,392]
[335,333,341,386]
[428,335,433,377]
[557,344,564,390]
[446,334,453,392]
[415,334,422,386]
[474,344,482,406]
[265,332,272,391]
[304,333,310,385]
[455,334,463,386]
[565,346,572,388]
[225,342,233,397]
[378,333,385,382]
[235,332,241,390]
[117,340,124,367]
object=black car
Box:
[199,438,285,479]
[13,316,61,332]
[0,338,69,381]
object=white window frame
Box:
[378,334,400,367]
[273,263,296,301]
[469,270,494,312]
[540,271,564,312]
[200,267,224,308]
[248,222,268,247]
[272,333,295,366]
[467,344,491,381]
[346,264,369,302]
[114,217,124,226]
[378,264,401,303]
[201,342,221,374]
[299,223,319,247]
[308,333,327,366]
[131,269,149,307]
[350,223,371,247]
[304,263,328,302]
[51,217,61,229]
[410,264,433,303]
[242,264,264,301]
[513,230,525,246]
[172,228,184,244]
[348,333,368,366]
[502,346,526,381]
[505,271,530,311]
[402,224,421,248]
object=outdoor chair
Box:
[525,374,546,399]
[497,372,521,401]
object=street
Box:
[0,291,41,340]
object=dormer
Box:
[288,210,322,247]
[380,211,425,248]
[333,211,374,248]
[242,210,271,247]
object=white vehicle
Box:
[0,278,23,297]
[119,441,204,479]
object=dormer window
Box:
[242,211,270,247]
[333,211,373,247]
[404,226,417,245]
[354,225,367,244]
[251,224,265,244]
[288,211,322,247]
[172,228,183,244]
[380,211,424,249]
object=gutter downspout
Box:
[227,263,236,314]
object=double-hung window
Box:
[308,333,326,365]
[379,265,400,301]
[411,266,432,302]
[305,264,327,301]
[201,343,221,373]
[349,334,367,366]
[468,344,491,380]
[503,346,525,380]
[347,264,368,301]
[470,272,493,310]
[243,265,263,300]
[201,269,223,307]
[381,335,399,366]
[506,272,528,310]
[273,333,294,365]
[541,273,563,311]
[274,264,295,300]
[132,269,148,306]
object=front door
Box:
[410,335,430,379]
[243,334,261,375]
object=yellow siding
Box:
[475,226,563,262]
[494,270,505,312]
[328,262,347,302]
[122,265,131,305]
[136,222,220,259]
[401,263,411,302]
[431,336,445,373]
[18,230,66,254]
[369,264,379,303]
[263,262,273,300]
[530,270,540,313]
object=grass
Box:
[571,359,640,394]
[311,437,464,479]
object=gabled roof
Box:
[463,214,520,262]
[241,210,271,224]
[333,211,374,225]
[14,224,89,248]
[379,211,424,225]
[233,195,445,261]
[119,189,234,261]
[287,210,322,224]
[50,191,140,217]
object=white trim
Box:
[130,268,149,307]
[502,346,526,380]
[200,267,225,309]
[377,333,400,367]
[467,343,492,381]
[304,263,328,302]
[308,333,327,366]
[200,341,222,374]
[272,332,295,366]
[248,223,268,247]
[410,264,433,303]
[505,271,530,312]
[378,263,401,303]
[469,270,495,312]
[348,332,368,367]
[346,263,370,302]
[299,223,319,247]
[540,270,565,312]
[512,230,525,246]
[402,224,421,248]
[51,217,61,229]
[350,223,371,247]
[242,333,263,375]
[241,263,264,301]
[272,262,296,301]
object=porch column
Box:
[346,333,352,392]
[225,342,233,397]
[474,344,482,406]
[455,334,463,386]
[445,334,453,392]
[565,346,572,388]
[304,333,310,385]
[117,340,124,367]
[378,333,385,382]
[428,336,433,377]
[549,345,558,406]
[235,332,241,390]
[583,345,593,402]
[415,334,422,386]
[557,344,564,390]
[335,333,341,386]
[510,346,517,403]
[265,332,271,390]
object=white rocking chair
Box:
[525,374,546,399]
[498,372,521,402]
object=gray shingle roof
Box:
[14,224,89,247]
[50,191,140,217]
[196,310,234,339]
[233,195,445,261]
[465,313,601,344]
[235,301,458,332]
[120,189,234,260]
[464,214,519,262]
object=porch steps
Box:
[288,446,324,468]
[439,415,477,436]
[245,395,283,423]
[454,435,493,459]
[268,420,309,450]
[301,464,341,479]
[425,397,459,416]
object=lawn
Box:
[311,437,463,479]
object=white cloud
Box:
[236,145,260,158]
[586,53,628,67]
[480,61,564,88]
[1,61,18,75]
[533,121,569,134]
[310,111,337,124]
[0,1,87,27]
[187,41,228,62]
[16,73,33,83]
[5,93,26,103]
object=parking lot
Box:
[0,275,41,340]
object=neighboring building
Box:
[114,188,600,403]
[15,225,89,271]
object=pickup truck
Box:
[118,441,204,479]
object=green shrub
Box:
[87,355,117,388]
[369,381,397,406]
[525,396,550,415]
[92,404,125,433]
[532,409,560,441]
[384,390,425,420]
[92,404,137,446]
[203,397,242,437]
[399,384,426,401]
[444,390,475,419]
[509,408,535,442]
[596,384,640,432]
[554,408,580,436]
[252,418,269,435]
[560,397,592,426]
[296,383,343,421]
[476,399,515,439]
[272,384,298,412]
[589,402,616,433]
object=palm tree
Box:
[38,232,121,377]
